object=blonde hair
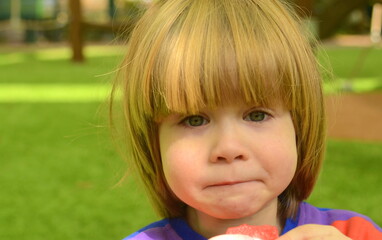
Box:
[111,0,326,220]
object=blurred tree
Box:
[0,0,11,20]
[294,0,314,17]
[316,0,372,39]
[109,0,116,18]
[292,0,381,39]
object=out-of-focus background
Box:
[0,0,381,239]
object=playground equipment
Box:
[0,0,67,43]
[20,0,66,42]
[20,0,59,20]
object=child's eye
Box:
[181,115,209,127]
[244,110,269,122]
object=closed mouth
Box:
[207,180,253,188]
[213,181,245,186]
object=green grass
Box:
[0,45,158,239]
[319,46,382,93]
[0,84,111,102]
[0,45,381,239]
[319,46,382,79]
[0,46,124,84]
[308,140,382,224]
[0,103,157,239]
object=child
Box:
[110,0,382,239]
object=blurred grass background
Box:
[0,45,381,239]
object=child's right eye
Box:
[181,115,209,127]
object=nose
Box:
[209,124,249,163]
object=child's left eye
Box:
[244,111,269,122]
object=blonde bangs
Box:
[135,0,307,117]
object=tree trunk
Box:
[69,0,84,62]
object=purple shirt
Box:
[123,202,382,240]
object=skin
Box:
[158,102,297,238]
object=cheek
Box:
[161,146,181,183]
[160,140,201,188]
[160,124,206,174]
[259,128,297,184]
[160,144,204,205]
[271,136,298,184]
[278,148,297,181]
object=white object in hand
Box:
[209,234,263,240]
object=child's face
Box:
[158,102,297,220]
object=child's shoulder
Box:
[122,218,206,240]
[283,202,382,239]
[122,219,174,240]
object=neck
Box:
[186,199,281,238]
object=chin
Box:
[207,206,259,220]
